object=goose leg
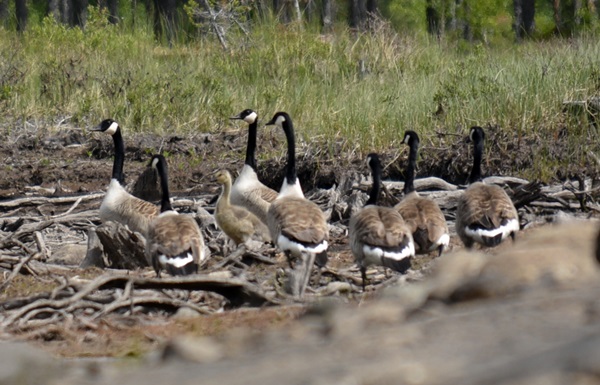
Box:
[361,265,368,292]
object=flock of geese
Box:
[91,111,520,294]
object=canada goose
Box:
[229,109,278,225]
[146,154,205,277]
[214,169,271,245]
[349,153,415,290]
[394,131,449,257]
[265,112,328,296]
[456,126,519,248]
[90,119,159,235]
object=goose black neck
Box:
[403,139,418,195]
[244,120,258,170]
[469,139,483,183]
[111,128,125,185]
[155,158,173,213]
[366,158,382,206]
[282,120,297,185]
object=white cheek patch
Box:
[244,111,258,124]
[403,135,410,144]
[151,157,159,169]
[275,115,286,126]
[106,121,119,136]
[469,129,475,142]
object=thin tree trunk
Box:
[461,0,472,41]
[153,0,176,45]
[60,0,72,25]
[522,0,535,35]
[322,0,332,32]
[574,0,582,25]
[426,0,441,37]
[48,0,61,21]
[0,0,8,25]
[553,0,562,34]
[292,0,301,22]
[513,0,523,40]
[99,0,119,24]
[16,0,28,32]
[73,0,88,27]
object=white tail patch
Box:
[159,253,194,268]
[434,233,450,248]
[277,234,328,256]
[464,218,519,243]
[362,242,415,263]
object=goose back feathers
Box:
[145,155,205,276]
[456,127,519,248]
[394,131,449,256]
[350,153,414,289]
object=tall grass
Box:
[0,9,599,176]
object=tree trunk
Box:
[461,0,472,41]
[514,0,535,40]
[48,0,61,21]
[513,0,523,40]
[366,0,377,17]
[574,0,582,25]
[72,0,88,27]
[321,0,332,32]
[553,0,562,34]
[153,0,176,45]
[60,0,72,25]
[426,0,441,37]
[0,0,8,26]
[99,0,119,24]
[522,0,535,35]
[348,0,366,29]
[291,0,301,22]
[15,0,28,32]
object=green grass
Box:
[0,10,599,180]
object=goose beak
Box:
[265,118,276,126]
[89,125,103,132]
[230,114,242,120]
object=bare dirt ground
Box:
[0,120,598,363]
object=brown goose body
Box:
[92,119,159,235]
[350,153,415,290]
[230,109,278,225]
[145,155,206,277]
[394,130,448,256]
[265,112,329,297]
[395,192,449,255]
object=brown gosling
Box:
[214,169,271,246]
